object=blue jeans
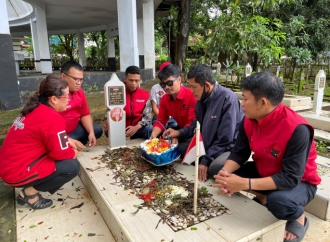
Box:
[69,122,103,145]
[131,125,153,139]
[104,124,153,140]
[152,116,178,129]
[21,159,80,194]
[235,162,317,221]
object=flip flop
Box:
[283,217,309,242]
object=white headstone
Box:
[312,70,326,114]
[216,62,221,76]
[104,73,127,148]
[245,63,252,77]
[276,66,280,77]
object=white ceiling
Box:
[8,0,164,35]
[7,0,33,21]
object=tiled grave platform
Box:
[78,141,285,242]
[305,155,330,221]
[14,142,330,241]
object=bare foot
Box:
[284,214,305,240]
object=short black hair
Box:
[125,66,141,76]
[61,61,83,73]
[158,64,181,81]
[241,71,284,106]
[187,64,216,85]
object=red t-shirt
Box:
[154,86,196,131]
[60,88,90,134]
[0,104,75,186]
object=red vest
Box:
[124,87,149,127]
[244,103,321,185]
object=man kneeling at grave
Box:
[213,72,321,242]
[178,64,244,182]
[104,66,152,139]
[60,61,103,147]
[149,62,196,154]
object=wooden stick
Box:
[193,121,201,214]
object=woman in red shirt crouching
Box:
[0,74,83,209]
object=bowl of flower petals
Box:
[140,138,181,166]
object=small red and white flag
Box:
[182,133,206,165]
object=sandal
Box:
[283,217,309,242]
[17,188,53,209]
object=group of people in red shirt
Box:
[0,60,321,242]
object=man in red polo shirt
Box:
[60,61,103,147]
[150,63,196,156]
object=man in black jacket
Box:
[167,64,244,182]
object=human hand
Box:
[103,122,109,131]
[212,170,232,196]
[149,133,157,139]
[69,138,86,151]
[126,125,141,137]
[213,171,246,196]
[88,132,97,147]
[162,128,180,139]
[198,164,208,182]
[72,148,79,158]
[171,137,179,145]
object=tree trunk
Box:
[217,52,227,65]
[252,52,258,72]
[178,0,191,71]
[291,60,297,82]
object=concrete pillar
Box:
[78,31,86,67]
[143,0,155,77]
[137,19,145,69]
[35,6,52,74]
[117,0,139,71]
[107,25,116,72]
[0,0,21,109]
[30,18,41,72]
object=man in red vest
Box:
[213,72,321,242]
[104,66,152,139]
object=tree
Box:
[53,34,77,60]
[202,3,286,70]
[85,31,108,66]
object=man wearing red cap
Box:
[150,63,196,156]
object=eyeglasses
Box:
[57,94,70,100]
[159,78,178,88]
[64,73,84,83]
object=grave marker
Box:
[312,70,326,114]
[104,73,127,148]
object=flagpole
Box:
[193,121,200,214]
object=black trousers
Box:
[20,159,80,194]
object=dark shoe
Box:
[17,188,53,209]
[283,217,309,242]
